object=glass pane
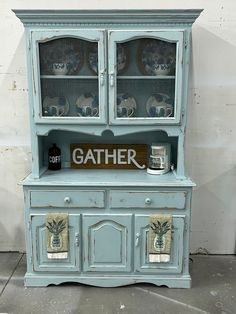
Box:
[116,38,176,119]
[39,38,99,118]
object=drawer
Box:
[110,191,186,209]
[30,190,105,208]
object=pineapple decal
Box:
[47,219,66,250]
[150,220,171,253]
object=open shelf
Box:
[30,129,184,180]
[23,168,194,187]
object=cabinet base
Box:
[24,273,191,288]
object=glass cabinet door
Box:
[108,30,184,125]
[31,30,106,124]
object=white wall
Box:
[0,0,235,253]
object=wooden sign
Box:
[71,144,147,169]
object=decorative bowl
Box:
[52,63,69,75]
[149,63,172,76]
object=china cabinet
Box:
[14,9,202,288]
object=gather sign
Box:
[71,144,147,169]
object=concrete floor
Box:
[0,254,235,314]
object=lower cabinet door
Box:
[135,215,185,274]
[31,214,80,272]
[83,214,132,272]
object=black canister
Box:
[48,144,61,170]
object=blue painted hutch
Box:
[14,9,202,288]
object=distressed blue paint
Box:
[13,9,203,26]
[83,214,132,272]
[23,169,195,187]
[108,30,184,126]
[31,29,107,125]
[31,214,80,272]
[14,9,202,288]
[110,190,186,209]
[135,215,184,273]
[30,190,105,208]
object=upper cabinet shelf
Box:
[30,29,183,125]
[41,76,98,79]
[117,76,175,80]
[31,30,106,123]
[108,30,183,125]
[14,9,202,128]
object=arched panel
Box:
[108,30,183,126]
[31,214,80,272]
[135,215,184,274]
[31,29,106,124]
[83,215,132,272]
[90,220,125,264]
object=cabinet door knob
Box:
[110,72,115,87]
[100,69,105,86]
[64,196,71,204]
[75,233,79,246]
[145,198,152,205]
[135,233,140,247]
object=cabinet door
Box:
[83,214,132,272]
[31,214,80,272]
[31,29,106,124]
[108,30,183,125]
[135,215,184,273]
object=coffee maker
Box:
[147,143,171,175]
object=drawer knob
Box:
[145,198,152,205]
[64,197,71,204]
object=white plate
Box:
[87,43,98,74]
[42,96,69,117]
[139,40,175,76]
[117,93,137,118]
[40,38,83,75]
[88,43,128,75]
[146,93,173,118]
[76,93,99,117]
[117,44,128,74]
